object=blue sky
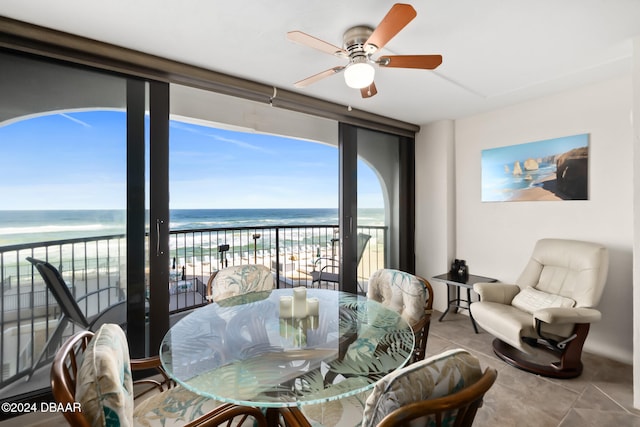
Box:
[481,134,589,168]
[0,110,383,210]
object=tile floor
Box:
[429,311,640,426]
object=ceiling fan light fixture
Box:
[344,61,375,89]
[287,4,440,98]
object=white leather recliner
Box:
[471,238,608,378]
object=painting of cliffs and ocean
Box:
[481,133,589,202]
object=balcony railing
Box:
[0,224,385,394]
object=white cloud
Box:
[59,113,92,128]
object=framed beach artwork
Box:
[481,133,589,202]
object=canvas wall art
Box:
[481,133,589,202]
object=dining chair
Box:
[278,348,496,427]
[206,264,275,303]
[367,268,434,364]
[310,232,371,291]
[52,323,268,427]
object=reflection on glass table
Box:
[160,288,414,420]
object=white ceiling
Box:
[2,0,640,125]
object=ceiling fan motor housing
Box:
[343,26,377,58]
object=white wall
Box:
[632,37,640,407]
[417,76,634,364]
[415,120,456,310]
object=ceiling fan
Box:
[286,3,442,98]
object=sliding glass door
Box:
[356,128,401,285]
[167,87,414,296]
[0,51,131,398]
[339,124,415,293]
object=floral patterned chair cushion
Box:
[75,323,223,427]
[299,349,482,427]
[367,269,427,328]
[299,389,369,427]
[132,386,223,427]
[207,264,275,302]
[76,323,134,426]
[361,348,483,427]
[367,269,433,363]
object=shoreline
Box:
[507,174,562,202]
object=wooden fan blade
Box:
[379,55,443,69]
[365,4,417,51]
[360,82,378,98]
[294,66,345,88]
[287,31,347,56]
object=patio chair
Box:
[310,233,371,291]
[367,269,434,364]
[52,323,267,426]
[26,257,127,373]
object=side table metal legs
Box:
[438,283,479,333]
[466,288,479,333]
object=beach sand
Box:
[181,242,385,289]
[508,175,562,201]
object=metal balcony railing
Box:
[0,224,386,393]
[168,225,385,290]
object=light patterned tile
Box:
[477,380,566,427]
[423,308,637,427]
[572,384,629,412]
[559,408,640,427]
[493,364,579,421]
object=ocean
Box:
[0,208,385,247]
[481,162,557,202]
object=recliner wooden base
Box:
[493,339,580,379]
[492,323,590,379]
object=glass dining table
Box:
[159,288,415,425]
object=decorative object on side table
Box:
[450,259,469,281]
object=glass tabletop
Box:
[160,288,414,408]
